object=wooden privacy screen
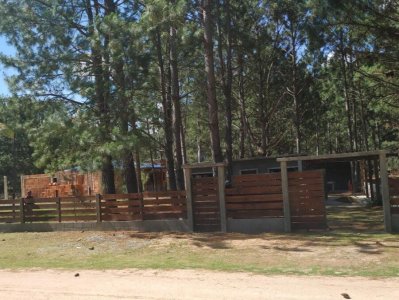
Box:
[389,177,399,214]
[24,196,97,222]
[101,191,186,221]
[192,177,221,232]
[225,173,284,219]
[0,199,21,223]
[288,170,327,230]
[0,191,186,224]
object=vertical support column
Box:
[217,165,227,233]
[297,161,303,172]
[56,197,61,223]
[280,161,291,232]
[379,151,392,233]
[19,198,25,224]
[96,194,102,223]
[20,175,25,198]
[374,159,381,204]
[3,176,8,200]
[183,168,194,232]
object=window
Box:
[192,172,213,178]
[268,167,298,173]
[240,169,258,175]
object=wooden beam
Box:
[379,151,392,233]
[277,150,385,162]
[183,168,194,232]
[218,165,227,233]
[183,162,226,169]
[280,161,291,232]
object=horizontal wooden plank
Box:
[101,200,141,207]
[0,200,20,205]
[226,186,282,195]
[61,202,96,209]
[0,205,20,211]
[231,179,282,188]
[227,210,283,218]
[226,194,283,203]
[60,196,96,202]
[143,206,186,213]
[143,198,186,205]
[0,211,19,216]
[102,193,142,200]
[60,209,96,215]
[24,198,57,204]
[226,202,283,210]
[142,191,186,198]
[24,209,58,216]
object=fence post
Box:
[3,176,8,200]
[19,198,25,224]
[57,197,61,223]
[183,167,194,232]
[20,175,25,198]
[280,161,291,232]
[218,165,227,233]
[96,194,102,223]
[379,151,392,233]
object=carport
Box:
[277,150,396,233]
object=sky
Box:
[0,35,16,96]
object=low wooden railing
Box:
[0,191,187,224]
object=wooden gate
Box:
[192,177,221,232]
[288,170,327,230]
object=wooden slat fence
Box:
[226,173,284,219]
[100,191,186,221]
[389,177,399,215]
[0,191,186,224]
[288,170,327,230]
[0,199,21,223]
[192,177,220,232]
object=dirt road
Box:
[0,269,397,299]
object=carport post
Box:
[217,165,227,233]
[280,160,291,232]
[379,151,392,233]
[183,167,194,232]
[3,176,8,200]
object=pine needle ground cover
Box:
[0,230,398,277]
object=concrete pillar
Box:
[217,165,227,233]
[379,151,392,233]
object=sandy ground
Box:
[0,269,398,300]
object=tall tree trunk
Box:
[217,0,233,182]
[169,4,185,189]
[201,0,223,163]
[154,30,177,190]
[238,51,246,158]
[86,0,115,194]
